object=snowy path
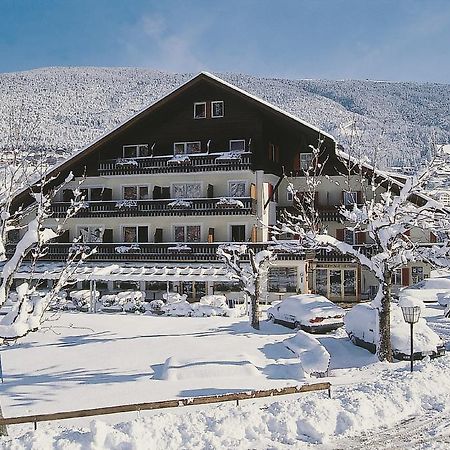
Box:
[325,409,450,449]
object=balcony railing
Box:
[277,206,342,222]
[50,197,256,218]
[98,152,252,175]
[8,241,378,263]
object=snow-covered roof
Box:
[8,262,235,282]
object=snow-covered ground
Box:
[1,301,450,449]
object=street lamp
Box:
[401,305,421,372]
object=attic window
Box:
[211,101,224,118]
[194,102,206,119]
[123,144,149,158]
[299,153,313,171]
[229,140,245,152]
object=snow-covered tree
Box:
[275,144,450,362]
[217,244,275,330]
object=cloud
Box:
[119,13,207,73]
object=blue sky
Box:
[1,0,450,82]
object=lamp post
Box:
[401,305,421,372]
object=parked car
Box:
[345,303,445,360]
[267,294,345,333]
[401,276,450,304]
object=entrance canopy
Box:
[7,262,236,283]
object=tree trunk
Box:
[377,271,393,362]
[250,293,260,330]
[0,403,7,437]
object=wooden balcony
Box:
[8,241,377,263]
[277,206,342,222]
[50,198,256,218]
[11,242,305,262]
[98,152,252,175]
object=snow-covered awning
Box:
[7,262,236,283]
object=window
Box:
[123,144,149,158]
[172,182,202,199]
[229,140,246,152]
[268,267,297,292]
[344,229,355,245]
[393,269,402,285]
[343,191,358,207]
[173,141,202,155]
[229,181,247,197]
[123,186,149,200]
[412,266,424,284]
[299,153,313,171]
[78,226,104,243]
[123,226,149,243]
[287,190,294,202]
[211,101,224,118]
[194,102,206,119]
[174,225,201,242]
[343,269,356,296]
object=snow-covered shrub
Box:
[199,294,228,308]
[163,292,187,303]
[149,299,165,314]
[70,289,99,311]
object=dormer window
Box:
[194,102,206,119]
[229,139,246,152]
[211,101,224,118]
[123,144,149,158]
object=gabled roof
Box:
[39,72,337,179]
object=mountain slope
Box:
[1,67,449,168]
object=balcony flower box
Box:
[215,151,242,163]
[167,199,193,209]
[167,155,191,166]
[115,200,138,209]
[167,244,192,252]
[116,158,138,167]
[217,197,245,208]
[114,244,141,254]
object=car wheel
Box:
[294,321,301,329]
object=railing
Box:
[277,206,341,222]
[50,198,256,218]
[8,241,378,263]
[19,242,304,262]
[98,152,252,175]
[0,382,331,430]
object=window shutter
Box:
[63,189,74,202]
[275,145,280,162]
[161,187,170,199]
[251,225,257,242]
[103,229,113,243]
[154,228,163,243]
[207,184,214,198]
[138,226,149,243]
[208,227,215,243]
[55,229,70,243]
[336,228,344,241]
[293,153,300,171]
[250,183,257,200]
[357,231,366,244]
[430,232,437,243]
[404,229,411,237]
[153,186,161,200]
[402,267,410,286]
[102,188,112,201]
[357,191,363,204]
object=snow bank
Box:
[159,355,262,381]
[284,331,330,376]
[6,356,450,448]
[402,276,450,303]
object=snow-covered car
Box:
[345,303,445,360]
[267,294,345,333]
[401,276,450,305]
